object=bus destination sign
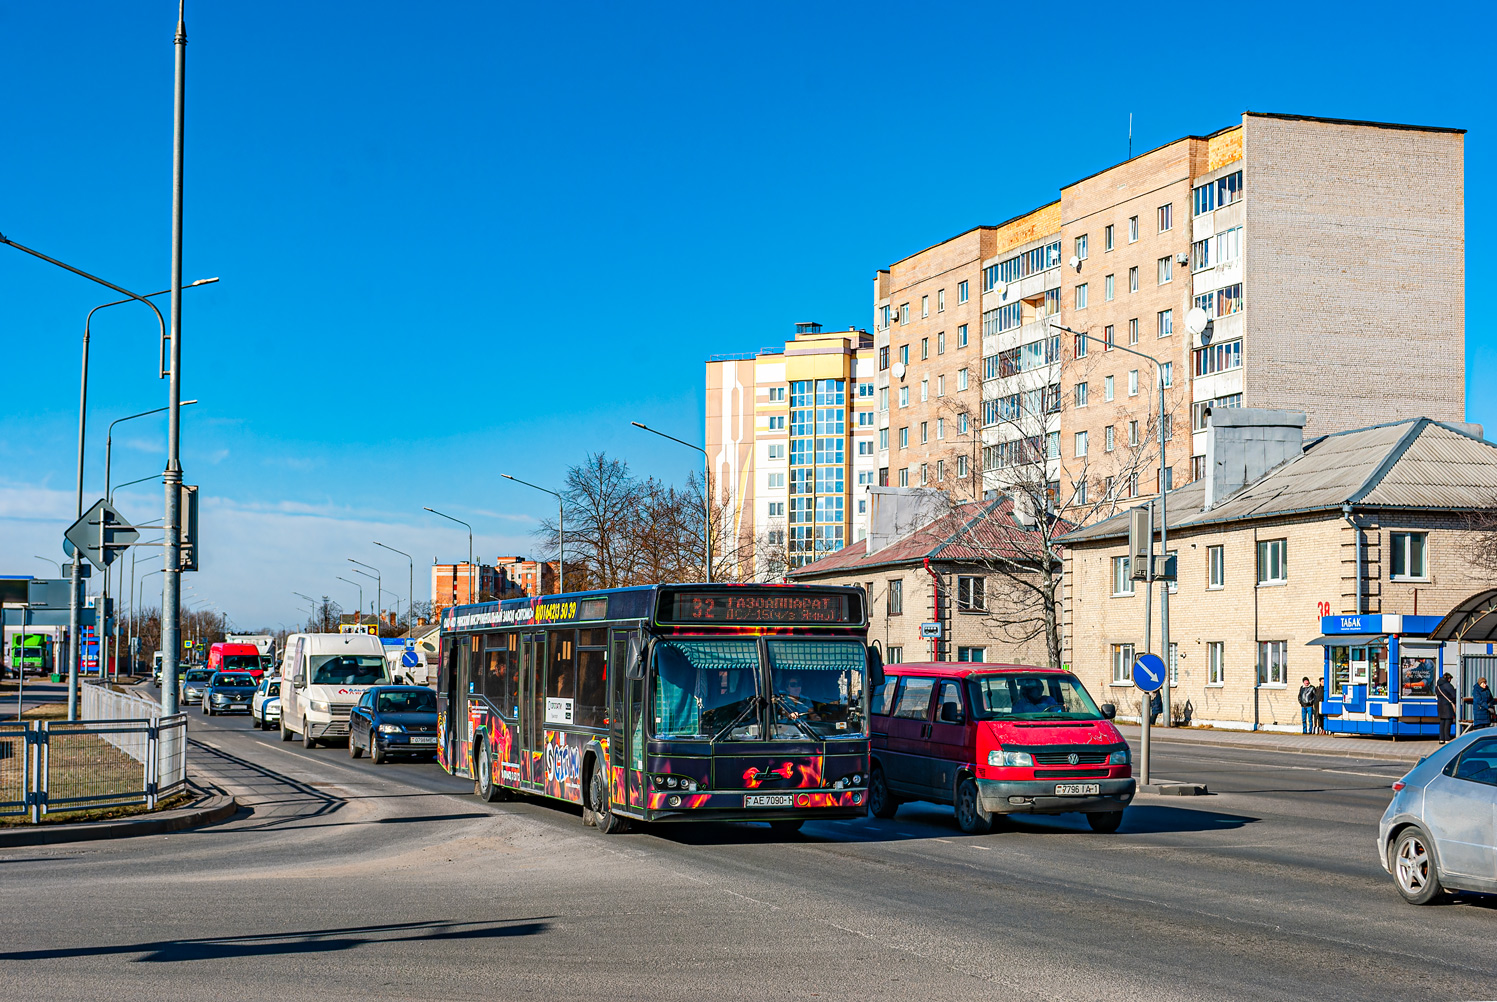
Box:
[666,590,855,626]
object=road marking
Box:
[1171,754,1404,780]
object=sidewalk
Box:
[1116,723,1442,763]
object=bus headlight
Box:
[988,749,1033,767]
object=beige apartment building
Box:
[874,111,1465,523]
[1060,413,1495,731]
[706,322,877,578]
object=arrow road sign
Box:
[401,650,421,668]
[63,498,140,569]
[1132,652,1167,692]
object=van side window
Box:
[871,678,899,716]
[892,677,935,719]
[936,680,964,724]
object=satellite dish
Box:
[1185,307,1209,335]
[891,361,906,380]
[1068,255,1081,270]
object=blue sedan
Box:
[348,686,439,764]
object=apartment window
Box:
[1208,642,1224,685]
[1112,643,1136,683]
[898,427,909,449]
[1128,266,1139,293]
[1128,420,1139,446]
[899,345,909,366]
[936,417,944,439]
[1104,375,1115,402]
[857,412,874,428]
[1122,318,1134,346]
[985,302,1023,336]
[957,368,969,391]
[1074,480,1088,506]
[920,378,929,402]
[1112,557,1134,596]
[936,459,945,480]
[958,413,968,434]
[858,440,873,456]
[1258,640,1287,686]
[878,428,888,450]
[1046,431,1060,459]
[768,386,786,402]
[1105,274,1115,301]
[957,576,986,612]
[896,467,907,487]
[1157,256,1172,285]
[878,467,889,486]
[1257,538,1287,584]
[766,414,784,430]
[1075,234,1089,261]
[1161,361,1172,387]
[1075,283,1088,309]
[768,444,785,460]
[878,346,889,370]
[879,387,889,412]
[1075,382,1088,407]
[899,303,909,324]
[767,472,786,489]
[886,645,903,664]
[879,304,890,330]
[1157,309,1173,338]
[1191,455,1206,479]
[921,338,929,360]
[1104,224,1115,251]
[1192,238,1211,272]
[920,421,928,444]
[1104,475,1114,498]
[767,502,784,517]
[1074,430,1089,457]
[1193,170,1244,215]
[1127,473,1139,498]
[937,332,945,354]
[937,288,945,312]
[958,280,969,304]
[1162,414,1173,443]
[921,295,929,318]
[1128,369,1139,396]
[1218,226,1242,264]
[899,386,909,408]
[1207,545,1224,589]
[1076,333,1089,358]
[1390,532,1429,580]
[1194,340,1243,376]
[957,455,968,478]
[957,323,968,348]
[919,463,928,485]
[1128,216,1139,243]
[858,499,867,515]
[887,579,903,616]
[1157,203,1173,232]
[1105,425,1115,452]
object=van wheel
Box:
[589,759,625,832]
[955,777,992,834]
[1392,827,1446,905]
[868,764,899,819]
[1087,810,1124,834]
[302,720,317,749]
[280,717,293,741]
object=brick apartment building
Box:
[872,111,1465,525]
[431,558,558,616]
[706,322,878,577]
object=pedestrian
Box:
[1311,678,1326,734]
[1298,676,1316,735]
[1148,689,1163,726]
[1435,672,1458,744]
[1473,676,1494,731]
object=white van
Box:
[278,633,391,748]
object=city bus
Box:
[438,583,881,833]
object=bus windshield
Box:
[309,655,387,686]
[766,640,866,738]
[968,672,1103,721]
[653,639,762,741]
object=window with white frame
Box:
[899,386,909,408]
[1258,640,1287,685]
[937,332,945,354]
[1128,369,1139,396]
[922,295,929,318]
[1105,425,1115,452]
[958,412,968,434]
[767,414,785,430]
[1128,420,1139,447]
[1112,643,1135,683]
[1161,361,1172,388]
[1076,234,1089,260]
[937,375,945,397]
[1257,538,1287,584]
[1105,274,1115,301]
[768,444,785,460]
[899,303,909,324]
[958,647,986,663]
[1208,545,1224,589]
[1075,430,1088,457]
[1112,557,1134,595]
[1105,374,1115,401]
[898,467,909,487]
[878,428,888,451]
[767,502,784,516]
[938,288,945,312]
[1157,309,1173,337]
[1046,431,1060,459]
[1128,216,1139,242]
[1128,266,1139,293]
[1208,642,1224,685]
[957,576,986,612]
[1157,256,1172,285]
[858,440,873,455]
[1129,317,1139,345]
[1075,382,1088,407]
[769,386,786,402]
[1192,237,1212,272]
[920,378,929,402]
[1390,531,1429,580]
[858,411,874,427]
[898,427,908,449]
[958,280,969,304]
[1075,283,1088,309]
[957,455,968,478]
[1158,203,1173,232]
[958,324,968,347]
[957,368,969,391]
[936,459,944,480]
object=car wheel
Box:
[589,758,624,832]
[868,764,900,819]
[280,716,293,741]
[369,732,385,764]
[349,730,363,758]
[475,739,502,801]
[1087,810,1125,834]
[1393,827,1446,905]
[955,777,992,835]
[302,719,317,749]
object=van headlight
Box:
[988,749,1033,767]
[1108,748,1130,765]
[309,700,330,714]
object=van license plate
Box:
[1054,784,1100,796]
[745,794,793,807]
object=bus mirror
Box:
[867,643,885,688]
[626,636,647,680]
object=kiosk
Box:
[1310,614,1444,736]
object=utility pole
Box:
[161,0,189,716]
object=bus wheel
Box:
[475,740,505,802]
[589,760,626,834]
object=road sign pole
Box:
[1141,499,1155,786]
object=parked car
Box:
[348,685,439,764]
[204,671,258,715]
[179,667,215,705]
[869,663,1135,834]
[251,676,282,729]
[1380,729,1497,904]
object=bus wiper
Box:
[771,695,821,742]
[711,695,763,743]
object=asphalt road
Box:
[1,698,1493,1001]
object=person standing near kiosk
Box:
[1435,672,1458,743]
[1472,676,1493,731]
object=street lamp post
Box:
[373,542,414,629]
[631,421,713,583]
[423,507,480,603]
[499,477,566,595]
[348,560,383,622]
[292,591,319,629]
[335,577,363,622]
[348,567,380,620]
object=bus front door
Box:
[520,633,545,789]
[453,636,473,778]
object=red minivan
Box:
[208,642,265,680]
[869,662,1134,833]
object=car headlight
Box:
[378,723,404,734]
[309,700,330,714]
[988,749,1033,767]
[1108,748,1130,765]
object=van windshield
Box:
[968,672,1103,721]
[221,655,261,672]
[308,655,387,686]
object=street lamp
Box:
[335,576,363,621]
[292,591,319,628]
[632,420,712,583]
[423,507,478,603]
[348,559,382,621]
[33,557,61,576]
[348,566,379,619]
[373,542,414,630]
[499,477,566,595]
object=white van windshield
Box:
[308,655,387,686]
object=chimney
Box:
[1204,408,1307,509]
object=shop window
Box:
[1390,532,1429,580]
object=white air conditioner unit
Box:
[1177,252,1190,265]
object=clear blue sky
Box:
[1,1,1490,628]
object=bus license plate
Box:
[745,794,793,808]
[1054,784,1100,796]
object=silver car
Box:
[1379,729,1497,904]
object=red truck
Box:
[207,642,265,681]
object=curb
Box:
[1140,780,1210,796]
[0,788,238,848]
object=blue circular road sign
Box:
[1132,652,1167,692]
[401,650,420,668]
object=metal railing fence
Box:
[0,715,188,823]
